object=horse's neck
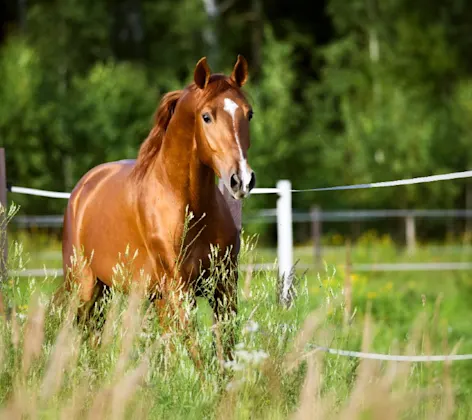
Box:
[153,124,216,215]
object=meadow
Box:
[1,226,472,419]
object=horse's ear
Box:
[194,57,211,89]
[231,55,249,87]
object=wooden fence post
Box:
[465,182,472,242]
[405,213,416,255]
[0,148,7,282]
[310,206,322,268]
[344,239,352,326]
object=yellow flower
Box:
[310,286,320,295]
[384,282,393,291]
[367,291,377,299]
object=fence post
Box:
[405,213,416,254]
[0,148,7,282]
[310,206,322,269]
[277,180,293,307]
[344,239,352,326]
[465,182,472,242]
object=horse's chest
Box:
[181,241,215,279]
[179,231,235,283]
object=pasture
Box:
[1,229,472,419]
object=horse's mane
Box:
[132,74,246,180]
[132,89,183,180]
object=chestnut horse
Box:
[56,55,255,363]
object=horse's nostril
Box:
[248,172,256,191]
[230,173,240,190]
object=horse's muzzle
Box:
[229,170,256,199]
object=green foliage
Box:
[69,61,159,178]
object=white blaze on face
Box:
[223,98,252,191]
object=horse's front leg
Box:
[211,267,239,364]
[154,279,202,368]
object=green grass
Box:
[1,229,472,419]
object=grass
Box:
[1,226,472,419]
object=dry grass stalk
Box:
[434,327,458,420]
[242,263,253,300]
[113,284,146,381]
[0,394,23,420]
[40,320,80,402]
[337,309,378,420]
[39,290,82,402]
[292,351,326,420]
[100,293,121,349]
[215,383,237,420]
[284,307,326,372]
[211,321,225,373]
[59,378,90,420]
[86,388,112,420]
[0,289,6,318]
[21,294,46,376]
[110,356,150,420]
[10,306,19,351]
[0,315,4,370]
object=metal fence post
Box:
[277,180,293,307]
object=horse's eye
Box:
[202,113,212,124]
[248,110,254,121]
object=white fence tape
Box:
[10,186,71,199]
[9,169,472,199]
[291,169,472,193]
[310,346,472,362]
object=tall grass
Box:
[0,217,471,418]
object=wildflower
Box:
[251,350,269,364]
[16,313,27,321]
[242,320,259,335]
[226,378,245,391]
[367,291,377,300]
[224,360,244,371]
[235,348,268,365]
[384,282,393,291]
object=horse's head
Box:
[191,55,256,200]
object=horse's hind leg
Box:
[57,240,102,326]
[86,279,111,327]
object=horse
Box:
[55,55,256,365]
